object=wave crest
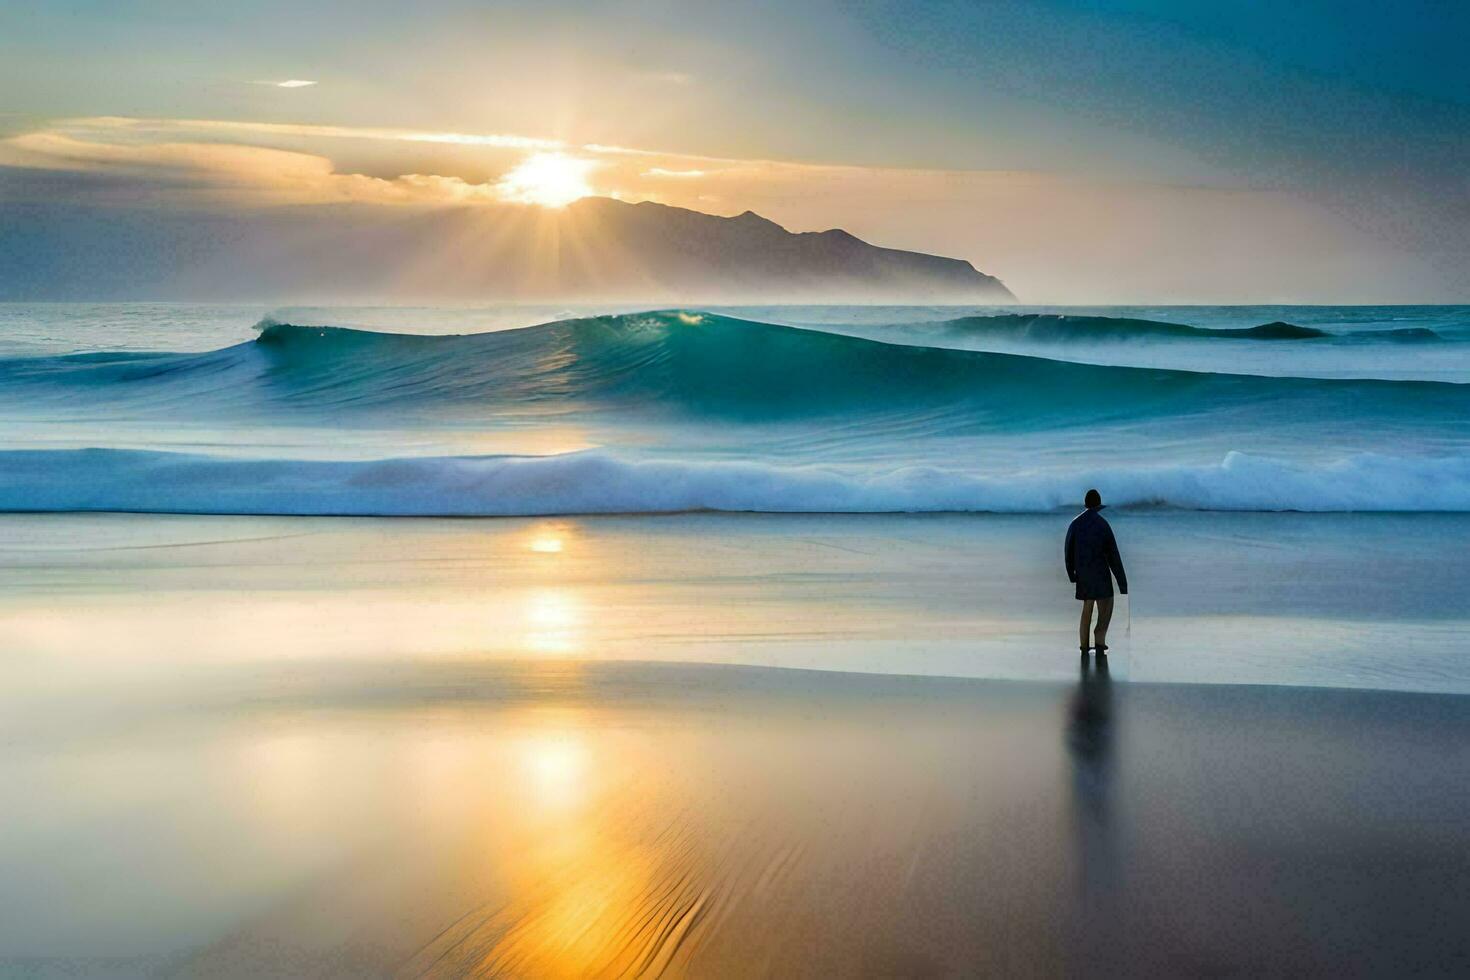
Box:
[0,312,1463,430]
[927,313,1444,343]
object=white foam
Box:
[2,448,1469,515]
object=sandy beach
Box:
[4,661,1468,977]
[2,513,1468,977]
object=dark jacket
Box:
[1065,509,1127,600]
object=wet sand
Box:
[2,662,1467,977]
[2,513,1469,976]
[2,511,1469,693]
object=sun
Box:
[495,152,596,208]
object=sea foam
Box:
[2,448,1467,515]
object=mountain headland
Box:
[0,192,1014,303]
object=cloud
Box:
[0,132,334,182]
[252,79,318,88]
[0,117,724,209]
[643,168,707,179]
[44,115,748,165]
[66,116,563,151]
[0,131,515,206]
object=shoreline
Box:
[3,510,1468,695]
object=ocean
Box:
[1,303,1468,514]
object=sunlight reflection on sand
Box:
[2,514,1470,974]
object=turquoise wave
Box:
[0,312,1465,433]
[927,313,1444,343]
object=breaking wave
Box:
[0,312,1463,428]
[1,312,1465,515]
[3,448,1469,515]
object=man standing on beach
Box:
[1065,489,1128,654]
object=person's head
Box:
[1084,488,1103,510]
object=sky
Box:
[1,0,1467,302]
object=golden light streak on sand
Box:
[521,588,584,655]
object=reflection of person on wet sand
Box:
[1064,488,1128,654]
[1067,650,1117,964]
[1067,651,1113,824]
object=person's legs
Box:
[1093,597,1114,649]
[1079,599,1094,650]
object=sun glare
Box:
[496,152,596,208]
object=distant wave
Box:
[926,313,1444,343]
[0,313,1463,431]
[3,448,1468,515]
[1341,326,1445,342]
